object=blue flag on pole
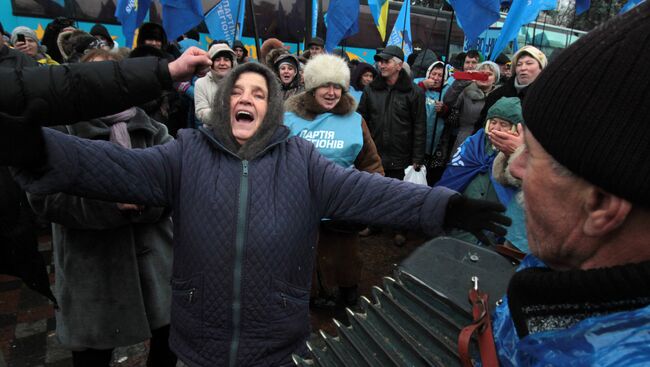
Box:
[115,0,151,48]
[447,0,501,44]
[324,0,360,52]
[619,0,645,14]
[386,0,413,58]
[490,0,557,60]
[575,0,590,15]
[205,0,247,44]
[160,0,204,41]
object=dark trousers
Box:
[72,325,176,367]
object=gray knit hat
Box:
[524,1,650,207]
[11,26,39,45]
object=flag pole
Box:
[415,2,442,77]
[400,1,409,50]
[248,0,261,60]
[443,8,455,65]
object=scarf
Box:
[436,129,516,206]
[99,107,137,149]
[513,78,528,93]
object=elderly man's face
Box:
[463,56,479,71]
[230,72,268,145]
[511,129,587,270]
[377,58,401,79]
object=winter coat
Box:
[357,69,426,171]
[1,56,170,302]
[0,45,39,70]
[15,123,456,366]
[493,256,650,366]
[0,56,173,121]
[450,82,490,155]
[194,72,220,125]
[27,108,174,349]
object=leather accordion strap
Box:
[458,284,499,367]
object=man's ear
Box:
[583,187,632,236]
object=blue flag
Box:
[324,0,360,52]
[386,0,413,57]
[490,0,556,60]
[115,0,151,48]
[620,0,645,14]
[447,0,501,44]
[575,0,590,15]
[205,0,246,44]
[160,0,204,41]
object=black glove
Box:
[0,99,48,168]
[444,194,512,246]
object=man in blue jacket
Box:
[492,3,650,365]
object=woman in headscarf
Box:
[26,49,176,367]
[436,97,521,245]
[13,62,508,367]
[270,49,304,100]
[284,54,383,309]
[349,62,377,102]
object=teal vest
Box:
[284,111,363,168]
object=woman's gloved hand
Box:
[444,194,512,246]
[0,99,48,168]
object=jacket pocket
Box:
[171,274,203,340]
[269,277,309,321]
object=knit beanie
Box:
[208,43,236,65]
[523,1,650,207]
[486,97,523,125]
[304,54,350,91]
[511,45,547,75]
[11,26,39,44]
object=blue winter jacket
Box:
[16,126,456,366]
[493,256,650,366]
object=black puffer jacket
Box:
[357,69,426,170]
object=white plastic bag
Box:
[403,165,428,186]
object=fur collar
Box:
[284,91,357,121]
[369,69,413,92]
[492,146,524,188]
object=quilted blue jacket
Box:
[16,126,456,366]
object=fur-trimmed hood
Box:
[368,69,413,92]
[492,145,524,188]
[284,91,357,121]
[204,62,287,160]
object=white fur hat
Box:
[303,54,350,91]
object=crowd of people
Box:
[1,2,649,366]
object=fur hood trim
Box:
[303,54,350,91]
[205,63,285,160]
[265,47,288,68]
[285,91,357,120]
[492,145,524,187]
[369,69,413,92]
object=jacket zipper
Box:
[228,160,249,367]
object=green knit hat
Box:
[486,97,523,125]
